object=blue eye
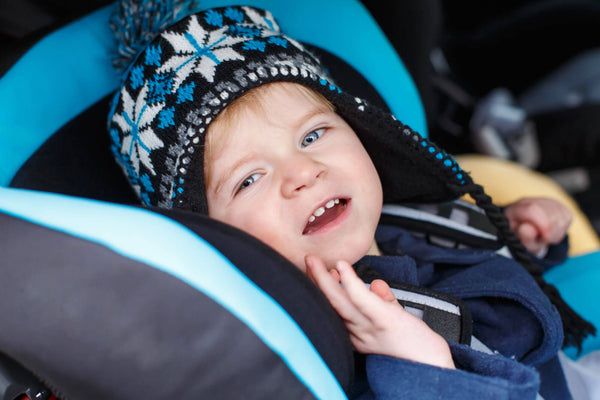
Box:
[301,128,324,147]
[237,173,261,193]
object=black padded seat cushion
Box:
[9,94,139,204]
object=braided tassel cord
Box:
[464,182,596,351]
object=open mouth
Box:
[302,198,348,235]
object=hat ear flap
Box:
[341,97,597,349]
[335,96,471,204]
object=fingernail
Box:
[305,255,313,268]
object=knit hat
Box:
[108,4,468,214]
[108,2,594,348]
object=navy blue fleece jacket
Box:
[351,224,569,400]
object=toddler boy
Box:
[108,5,591,398]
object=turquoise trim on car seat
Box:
[0,0,425,187]
[545,252,600,359]
[0,186,347,400]
[0,6,117,187]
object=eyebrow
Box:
[297,108,330,127]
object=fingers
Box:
[545,203,572,244]
[505,197,572,248]
[335,261,405,321]
[369,279,396,303]
[306,256,398,326]
[306,256,455,369]
[334,260,371,297]
[305,255,366,324]
[305,255,345,301]
[505,198,549,235]
[329,268,340,283]
[517,223,544,254]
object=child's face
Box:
[206,83,383,271]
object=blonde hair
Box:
[204,82,335,187]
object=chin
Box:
[296,236,376,273]
[323,248,369,270]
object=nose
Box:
[280,153,325,198]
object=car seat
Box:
[1,1,599,399]
[0,1,424,398]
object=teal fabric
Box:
[545,251,600,358]
[0,6,117,186]
[0,0,425,186]
[0,186,347,400]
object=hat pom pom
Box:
[110,0,200,73]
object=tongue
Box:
[303,201,346,234]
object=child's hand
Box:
[504,197,572,255]
[305,254,455,369]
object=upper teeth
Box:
[308,199,341,223]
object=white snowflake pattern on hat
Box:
[158,15,251,87]
[112,85,165,177]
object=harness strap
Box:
[355,263,472,345]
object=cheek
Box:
[343,141,383,235]
[207,190,305,268]
[211,205,262,237]
[343,144,382,198]
[240,218,279,247]
[228,213,306,270]
[212,205,286,252]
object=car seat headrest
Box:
[9,43,389,204]
[1,1,425,190]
